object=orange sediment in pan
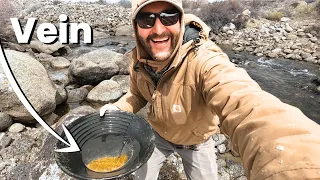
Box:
[87,154,129,172]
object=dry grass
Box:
[194,0,244,33]
[264,11,284,21]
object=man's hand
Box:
[99,104,119,117]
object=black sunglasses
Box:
[135,9,180,29]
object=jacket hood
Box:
[130,0,211,71]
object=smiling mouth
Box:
[151,37,169,43]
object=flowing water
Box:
[223,48,320,123]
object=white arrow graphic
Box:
[0,44,80,153]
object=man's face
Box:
[136,2,180,61]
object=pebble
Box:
[8,123,25,133]
[275,145,285,151]
[217,144,227,153]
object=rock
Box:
[280,17,290,22]
[284,49,293,54]
[287,34,298,40]
[93,30,109,39]
[291,43,301,50]
[317,86,320,93]
[36,113,59,128]
[86,80,123,104]
[55,85,67,106]
[272,48,282,54]
[49,69,70,87]
[301,52,312,59]
[234,46,245,52]
[67,87,89,104]
[217,144,227,153]
[227,30,234,35]
[297,31,306,37]
[213,133,227,146]
[0,50,57,123]
[313,51,320,58]
[69,48,123,85]
[29,40,66,55]
[222,23,236,33]
[0,133,12,150]
[285,24,293,32]
[50,57,71,69]
[116,25,133,36]
[116,47,127,54]
[0,113,13,132]
[306,33,313,38]
[310,37,317,43]
[7,42,27,52]
[236,176,248,180]
[111,75,130,94]
[267,52,278,58]
[304,56,316,62]
[242,9,251,16]
[8,123,25,133]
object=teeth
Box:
[152,38,169,42]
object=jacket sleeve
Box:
[199,47,320,179]
[113,61,147,113]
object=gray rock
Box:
[310,37,318,43]
[280,17,290,22]
[242,9,251,16]
[93,30,109,39]
[86,80,123,104]
[116,25,133,36]
[0,113,13,132]
[29,40,66,55]
[49,69,70,87]
[69,48,123,85]
[111,75,130,94]
[285,24,293,32]
[8,123,25,133]
[36,113,59,127]
[0,134,12,150]
[272,48,282,54]
[67,87,89,104]
[55,85,67,105]
[267,52,278,58]
[283,49,293,54]
[0,50,57,123]
[213,133,227,146]
[301,52,312,59]
[217,144,227,154]
[50,57,71,69]
[297,31,306,37]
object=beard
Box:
[138,31,180,61]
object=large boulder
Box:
[69,48,125,85]
[0,50,57,123]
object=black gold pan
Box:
[55,110,155,180]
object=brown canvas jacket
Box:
[114,13,320,179]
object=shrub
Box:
[264,11,284,21]
[196,0,243,34]
[118,0,131,8]
[0,0,16,42]
[316,0,320,15]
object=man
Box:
[100,0,320,179]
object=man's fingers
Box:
[99,104,119,117]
